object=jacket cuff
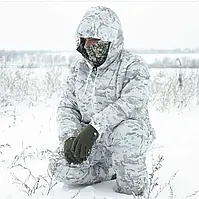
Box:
[90,120,109,139]
[88,124,99,139]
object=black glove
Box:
[71,125,99,161]
[64,137,84,165]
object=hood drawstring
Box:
[92,67,99,101]
[82,66,98,97]
[82,68,93,97]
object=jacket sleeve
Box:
[57,64,82,142]
[90,57,150,137]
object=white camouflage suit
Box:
[49,6,156,196]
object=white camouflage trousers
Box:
[48,119,153,196]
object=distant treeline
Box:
[1,49,199,68]
[1,48,199,55]
[130,48,199,54]
[148,64,199,68]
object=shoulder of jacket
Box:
[119,50,148,70]
[120,50,149,79]
[121,50,146,64]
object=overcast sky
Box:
[0,1,199,51]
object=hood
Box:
[75,6,124,69]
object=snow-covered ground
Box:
[0,68,199,199]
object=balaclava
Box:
[77,38,110,67]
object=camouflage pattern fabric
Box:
[48,6,156,196]
[84,40,110,67]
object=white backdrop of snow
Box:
[0,71,199,199]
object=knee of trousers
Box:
[111,119,150,157]
[48,149,91,185]
[48,149,110,186]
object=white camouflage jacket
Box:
[57,6,155,143]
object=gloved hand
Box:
[71,125,99,161]
[64,137,84,165]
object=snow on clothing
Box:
[48,6,156,196]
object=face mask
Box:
[85,40,110,67]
